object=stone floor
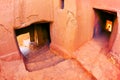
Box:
[1,38,120,80]
[24,45,65,71]
[0,59,96,80]
[73,39,120,80]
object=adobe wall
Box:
[50,0,78,58]
[14,0,53,29]
[50,0,95,58]
[0,0,19,61]
[0,0,53,61]
[1,0,120,62]
[76,0,94,49]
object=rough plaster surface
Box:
[0,0,120,79]
[0,59,96,80]
[0,0,53,60]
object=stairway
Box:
[24,45,65,71]
[23,38,120,79]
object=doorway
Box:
[15,22,64,71]
[93,9,117,48]
[15,22,51,57]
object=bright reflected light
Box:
[106,20,112,32]
[17,32,30,56]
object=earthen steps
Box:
[25,54,64,71]
[25,50,55,63]
[24,45,65,71]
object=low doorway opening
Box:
[93,9,117,48]
[15,22,64,71]
[15,23,51,57]
[15,22,52,71]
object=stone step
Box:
[25,50,56,63]
[25,53,65,71]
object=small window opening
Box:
[61,0,64,9]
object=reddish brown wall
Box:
[14,0,53,29]
[1,0,120,62]
[0,0,53,61]
[76,0,94,49]
[50,0,94,58]
[50,0,77,58]
[0,0,19,60]
[92,0,120,10]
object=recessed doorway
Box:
[93,9,117,50]
[15,22,51,57]
[15,22,64,71]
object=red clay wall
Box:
[1,0,120,62]
[14,0,53,29]
[0,0,53,61]
[76,0,94,49]
[50,0,78,58]
[0,0,19,61]
[50,0,94,58]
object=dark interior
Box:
[15,22,51,57]
[93,9,117,44]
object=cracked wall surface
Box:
[1,0,120,65]
[0,0,18,59]
[50,0,78,58]
[1,1,120,80]
[0,0,53,61]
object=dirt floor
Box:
[1,37,120,80]
[0,59,96,80]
